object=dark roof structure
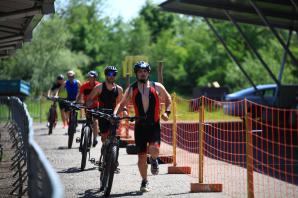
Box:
[160,0,298,31]
[0,0,55,58]
[160,0,298,99]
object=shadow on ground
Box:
[58,167,96,174]
[78,189,143,198]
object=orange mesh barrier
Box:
[167,95,297,197]
[120,94,298,197]
[246,100,298,198]
[203,97,247,197]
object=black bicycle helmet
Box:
[134,61,151,73]
[87,70,98,78]
[104,66,118,75]
[56,74,64,80]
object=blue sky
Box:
[55,0,166,22]
[102,0,165,21]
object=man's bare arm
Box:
[116,85,124,104]
[114,87,131,115]
[156,82,172,112]
[76,80,82,101]
[86,84,102,107]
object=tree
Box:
[62,0,108,66]
[0,15,89,95]
[139,0,176,42]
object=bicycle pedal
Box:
[76,137,80,143]
[90,158,96,164]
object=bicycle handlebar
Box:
[86,109,141,123]
[44,95,84,110]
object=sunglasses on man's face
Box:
[106,72,117,77]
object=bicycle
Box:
[46,96,81,149]
[76,109,94,170]
[89,109,139,197]
[66,102,82,149]
[47,99,58,135]
[45,96,59,135]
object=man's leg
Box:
[135,124,150,192]
[65,110,70,127]
[61,110,68,128]
[148,144,160,175]
[138,153,148,180]
[148,144,159,159]
[148,123,161,175]
[138,153,150,192]
[92,119,99,146]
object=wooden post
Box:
[191,96,222,192]
[245,100,254,198]
[168,93,191,174]
[190,96,222,192]
[199,96,205,183]
[172,93,177,166]
[39,98,42,123]
[157,61,164,84]
[126,73,130,88]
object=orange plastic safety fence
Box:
[203,97,247,197]
[246,100,298,198]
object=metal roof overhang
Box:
[160,0,298,95]
[0,0,55,58]
[160,0,298,31]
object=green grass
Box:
[10,97,241,123]
[171,98,241,122]
[25,99,52,122]
[0,105,10,121]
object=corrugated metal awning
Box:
[160,0,298,31]
[0,0,55,58]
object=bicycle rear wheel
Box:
[48,107,56,135]
[68,111,77,148]
[80,126,91,170]
[100,144,117,196]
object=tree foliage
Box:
[0,1,297,96]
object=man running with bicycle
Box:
[64,70,81,127]
[87,66,124,143]
[47,74,65,128]
[114,61,172,192]
[77,70,101,147]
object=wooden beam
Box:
[0,7,42,22]
[0,25,21,33]
[0,35,23,43]
[0,40,22,47]
[0,45,15,51]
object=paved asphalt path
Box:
[33,123,230,198]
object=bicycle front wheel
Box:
[80,126,91,170]
[100,144,117,196]
[68,111,77,148]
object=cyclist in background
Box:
[77,70,101,147]
[65,70,81,125]
[87,66,124,143]
[47,74,66,128]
